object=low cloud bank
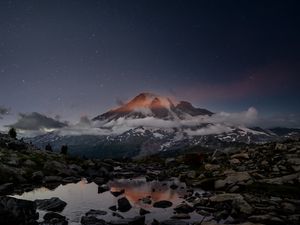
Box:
[8,112,68,131]
[8,107,300,137]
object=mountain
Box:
[92,93,213,121]
[27,93,300,158]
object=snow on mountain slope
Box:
[26,93,299,158]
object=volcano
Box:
[93,93,213,121]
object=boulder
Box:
[35,197,67,212]
[0,196,38,225]
[174,203,194,213]
[0,183,14,194]
[85,209,107,216]
[215,171,252,190]
[32,171,44,182]
[110,216,145,225]
[117,197,132,212]
[81,216,106,225]
[153,200,173,208]
[204,164,220,171]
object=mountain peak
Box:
[93,92,213,121]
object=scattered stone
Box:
[160,220,189,225]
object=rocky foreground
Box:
[0,133,300,225]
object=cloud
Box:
[0,106,10,119]
[8,112,68,131]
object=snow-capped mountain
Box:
[27,93,300,158]
[93,92,213,121]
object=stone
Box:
[171,213,191,219]
[141,196,151,204]
[229,158,241,165]
[111,189,125,197]
[259,172,300,185]
[98,184,109,193]
[231,153,249,159]
[0,196,38,225]
[117,197,132,212]
[160,220,189,225]
[93,177,106,186]
[204,164,220,171]
[43,212,66,221]
[44,176,63,183]
[110,216,145,225]
[32,171,44,181]
[81,216,106,225]
[139,208,150,215]
[0,183,14,194]
[85,209,107,216]
[174,203,194,213]
[214,171,252,190]
[153,200,173,208]
[35,197,67,212]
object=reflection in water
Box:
[11,178,204,225]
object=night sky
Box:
[0,0,300,129]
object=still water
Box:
[12,178,204,225]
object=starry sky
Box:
[0,0,300,129]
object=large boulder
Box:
[0,196,38,225]
[35,197,67,212]
[153,200,173,208]
[214,171,252,190]
[117,197,132,212]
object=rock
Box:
[231,153,249,159]
[98,184,109,193]
[24,159,37,167]
[139,208,150,215]
[259,172,300,185]
[111,189,125,197]
[0,196,38,225]
[160,220,189,225]
[44,176,63,183]
[153,200,173,208]
[109,205,117,211]
[0,183,14,194]
[187,170,197,179]
[210,193,253,215]
[85,209,107,216]
[42,212,68,225]
[43,212,66,221]
[93,177,106,186]
[62,176,81,184]
[281,202,296,213]
[204,164,220,171]
[141,196,152,204]
[110,216,145,225]
[81,216,106,225]
[170,183,178,189]
[165,158,176,166]
[35,197,67,212]
[117,197,132,212]
[214,171,252,190]
[32,171,44,182]
[171,213,191,219]
[174,203,194,213]
[248,214,285,224]
[229,158,241,165]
